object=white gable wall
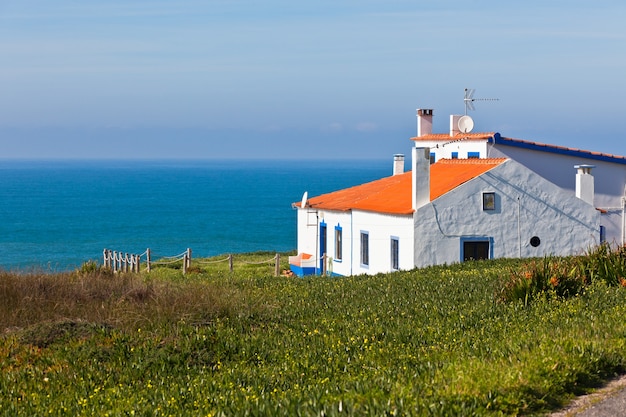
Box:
[417,137,626,209]
[486,144,626,244]
[486,144,626,209]
[418,137,626,244]
[413,160,601,267]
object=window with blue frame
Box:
[451,152,458,159]
[360,232,369,266]
[429,152,436,164]
[468,151,480,159]
[335,225,343,261]
[390,237,399,270]
[461,237,492,261]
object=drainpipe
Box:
[315,211,319,275]
[622,195,626,245]
[517,197,521,258]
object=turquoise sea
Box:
[0,159,392,271]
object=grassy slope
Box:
[1,256,626,416]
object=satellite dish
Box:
[300,191,308,208]
[458,115,474,133]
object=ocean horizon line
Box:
[0,156,392,163]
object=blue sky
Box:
[1,1,625,159]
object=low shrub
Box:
[500,243,626,304]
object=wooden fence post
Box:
[275,253,280,276]
[182,253,188,275]
[146,248,151,272]
[229,254,233,272]
[186,248,192,270]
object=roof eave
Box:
[494,135,626,165]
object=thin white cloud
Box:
[355,122,378,133]
[321,123,343,133]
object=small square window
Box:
[468,151,480,159]
[451,152,458,159]
[483,192,496,211]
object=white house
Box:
[291,109,615,276]
[292,147,602,276]
[414,109,626,244]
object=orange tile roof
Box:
[301,158,506,214]
[430,158,506,200]
[411,132,496,142]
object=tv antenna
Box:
[464,88,498,115]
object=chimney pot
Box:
[575,164,595,206]
[393,154,405,175]
[417,109,433,137]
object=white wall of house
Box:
[295,208,413,276]
[295,208,321,260]
[413,159,601,268]
[348,211,414,275]
[318,211,353,276]
[418,140,489,162]
[600,210,624,246]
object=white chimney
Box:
[393,154,405,176]
[450,114,462,136]
[575,165,595,206]
[412,147,431,210]
[417,109,433,137]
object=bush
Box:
[500,243,626,304]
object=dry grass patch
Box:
[0,269,268,333]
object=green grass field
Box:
[1,251,626,416]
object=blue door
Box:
[319,222,327,273]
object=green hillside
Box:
[2,251,626,416]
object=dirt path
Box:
[551,374,626,416]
